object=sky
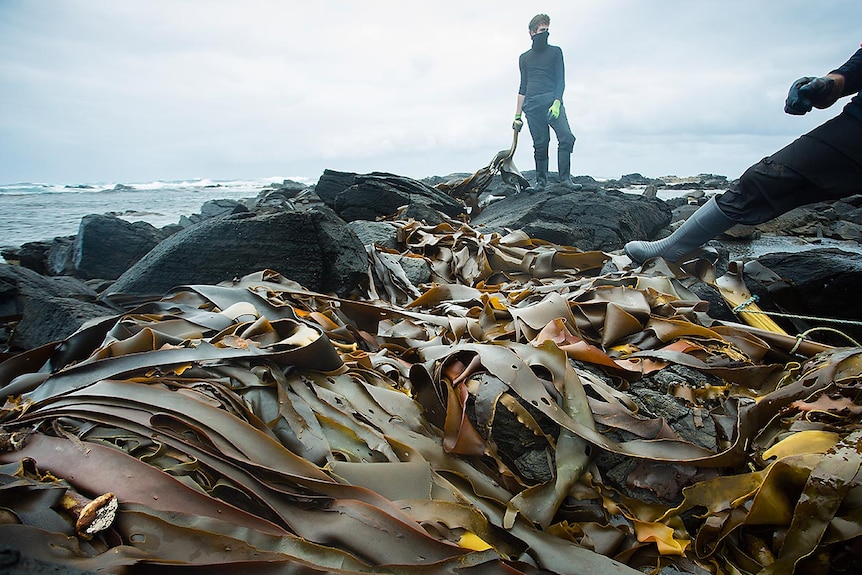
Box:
[1,0,860,185]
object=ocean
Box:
[1,176,856,263]
[0,176,312,254]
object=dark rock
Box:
[753,199,862,241]
[264,179,308,194]
[106,207,367,298]
[398,255,431,286]
[314,169,358,207]
[400,202,449,226]
[754,248,862,344]
[334,173,464,222]
[593,365,724,505]
[178,199,251,228]
[255,182,310,209]
[470,189,671,252]
[46,236,76,276]
[200,199,248,219]
[71,214,165,280]
[347,221,400,250]
[11,241,50,274]
[831,220,862,241]
[618,173,661,186]
[0,263,113,351]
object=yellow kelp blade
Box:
[714,262,788,335]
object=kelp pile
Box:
[1,218,860,575]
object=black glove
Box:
[784,76,835,115]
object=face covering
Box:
[532,30,549,49]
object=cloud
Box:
[1,0,860,184]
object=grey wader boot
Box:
[557,150,582,190]
[624,196,736,264]
[526,157,548,193]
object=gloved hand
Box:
[512,113,523,132]
[547,99,561,121]
[784,76,835,115]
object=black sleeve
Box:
[553,47,565,101]
[518,53,528,96]
[831,46,862,96]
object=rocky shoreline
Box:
[2,169,861,352]
[1,168,861,574]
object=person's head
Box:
[528,14,550,36]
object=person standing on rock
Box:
[625,43,862,264]
[513,13,581,193]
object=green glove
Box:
[547,99,561,120]
[512,113,523,132]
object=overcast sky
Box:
[1,1,860,185]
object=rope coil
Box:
[731,296,862,348]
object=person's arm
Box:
[515,94,525,116]
[552,47,565,102]
[514,55,527,129]
[516,54,528,115]
[830,46,862,97]
[785,46,862,114]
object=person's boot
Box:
[557,150,582,191]
[526,157,548,193]
[624,196,736,264]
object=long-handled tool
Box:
[488,126,530,193]
[434,127,531,217]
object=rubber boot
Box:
[624,196,736,264]
[557,150,582,191]
[526,157,548,193]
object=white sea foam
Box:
[0,176,313,250]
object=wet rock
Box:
[753,196,862,243]
[470,188,671,252]
[106,207,367,298]
[397,255,431,286]
[45,236,76,276]
[315,170,464,223]
[0,263,113,351]
[179,199,249,227]
[314,169,357,206]
[347,221,400,250]
[334,173,464,222]
[71,214,166,280]
[754,248,862,344]
[592,365,724,505]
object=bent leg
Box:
[718,112,862,225]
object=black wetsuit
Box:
[717,45,862,224]
[518,39,575,160]
[834,47,862,121]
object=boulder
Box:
[754,248,862,344]
[334,173,465,222]
[347,220,400,250]
[179,199,250,227]
[106,207,367,298]
[0,263,114,351]
[71,214,166,280]
[314,169,358,207]
[753,195,862,242]
[470,188,672,252]
[2,236,76,276]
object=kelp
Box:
[0,217,860,574]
